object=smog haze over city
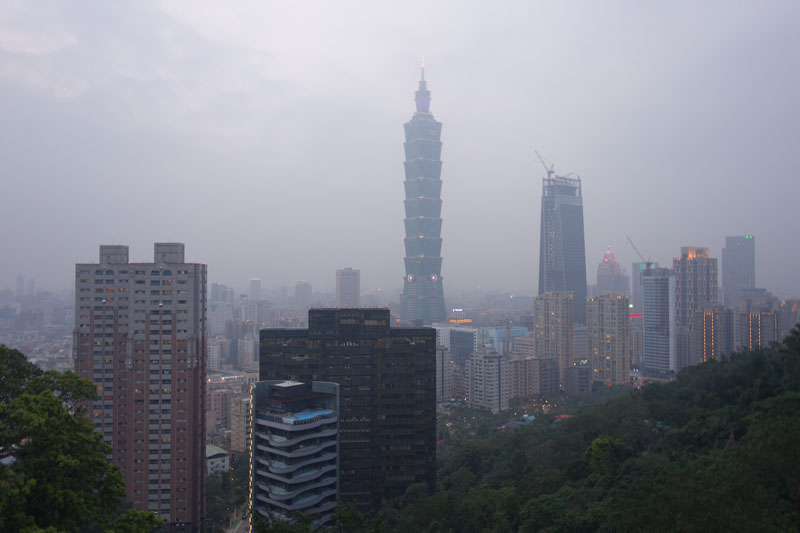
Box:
[2,1,799,298]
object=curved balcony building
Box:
[249,380,339,528]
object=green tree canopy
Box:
[0,345,159,533]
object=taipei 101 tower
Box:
[401,60,446,325]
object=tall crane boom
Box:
[626,236,652,271]
[535,150,554,179]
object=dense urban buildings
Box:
[692,305,733,363]
[401,64,447,325]
[249,380,339,527]
[587,293,631,386]
[641,267,676,377]
[538,174,587,325]
[433,323,478,366]
[259,309,436,512]
[335,268,360,308]
[673,247,718,369]
[722,235,756,309]
[734,310,779,351]
[73,243,206,529]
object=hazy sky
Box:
[2,1,799,298]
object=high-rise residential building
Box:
[734,310,779,351]
[401,64,446,326]
[229,395,250,455]
[506,355,540,403]
[692,305,734,363]
[259,309,436,513]
[533,292,574,389]
[335,268,360,308]
[778,299,800,341]
[249,380,339,527]
[674,247,718,369]
[16,274,24,297]
[479,326,529,356]
[432,324,478,366]
[208,339,224,371]
[435,346,456,402]
[629,315,644,369]
[464,347,509,414]
[207,387,234,436]
[642,267,676,377]
[208,301,233,337]
[210,283,235,306]
[295,281,312,309]
[238,335,258,372]
[249,278,262,303]
[507,337,543,403]
[73,243,206,528]
[242,299,258,324]
[722,235,756,309]
[631,261,658,313]
[573,324,587,364]
[596,247,629,295]
[538,175,587,325]
[587,293,631,386]
[564,360,591,396]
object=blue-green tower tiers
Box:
[401,65,446,325]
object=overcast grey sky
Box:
[1,1,799,298]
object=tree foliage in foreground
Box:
[255,328,800,532]
[206,451,250,532]
[0,345,159,533]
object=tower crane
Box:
[535,150,555,179]
[626,236,652,272]
[535,150,579,180]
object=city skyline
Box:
[1,2,800,299]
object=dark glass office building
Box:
[401,65,446,325]
[259,309,436,513]
[538,176,588,325]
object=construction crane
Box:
[626,236,653,272]
[535,150,555,179]
[535,150,580,181]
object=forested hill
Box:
[369,328,800,533]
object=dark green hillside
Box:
[328,328,800,533]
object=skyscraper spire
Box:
[415,59,431,113]
[402,66,446,325]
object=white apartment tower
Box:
[465,347,509,414]
[74,243,206,529]
[642,267,676,377]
